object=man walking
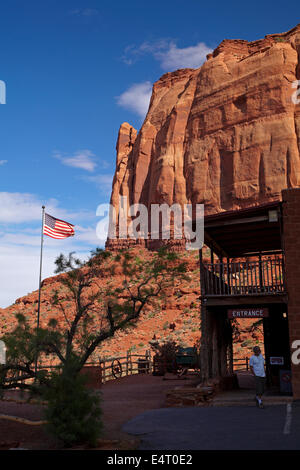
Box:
[249,346,266,408]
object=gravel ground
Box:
[0,400,45,421]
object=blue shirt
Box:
[249,354,265,377]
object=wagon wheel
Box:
[3,368,20,387]
[111,359,122,379]
[177,366,188,377]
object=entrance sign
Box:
[227,308,269,319]
[0,340,6,364]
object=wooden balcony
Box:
[202,256,285,297]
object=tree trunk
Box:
[200,302,209,381]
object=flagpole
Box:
[37,205,45,329]
[35,205,45,375]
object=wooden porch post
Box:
[220,315,230,377]
[228,322,234,375]
[199,248,211,381]
[227,257,231,295]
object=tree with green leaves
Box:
[0,247,188,447]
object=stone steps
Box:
[212,395,293,407]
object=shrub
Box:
[43,365,102,447]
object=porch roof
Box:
[204,201,282,258]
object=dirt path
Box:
[0,373,199,449]
[101,374,199,439]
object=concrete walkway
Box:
[211,370,293,406]
[212,389,292,406]
[123,403,300,450]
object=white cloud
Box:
[0,160,7,166]
[116,81,152,117]
[0,193,57,224]
[155,42,212,70]
[0,223,104,308]
[69,8,99,17]
[121,40,170,65]
[0,193,105,308]
[122,40,212,71]
[0,227,102,250]
[54,149,97,172]
[117,41,212,117]
[0,243,91,308]
[0,192,93,224]
[0,244,56,307]
[75,225,102,245]
[0,232,42,246]
[83,173,113,194]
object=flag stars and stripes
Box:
[44,213,75,239]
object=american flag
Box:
[44,213,75,239]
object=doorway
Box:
[263,304,291,393]
[231,303,291,395]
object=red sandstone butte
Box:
[107,24,300,250]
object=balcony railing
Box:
[202,256,285,297]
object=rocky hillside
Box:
[0,248,262,362]
[107,24,300,250]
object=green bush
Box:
[43,366,102,447]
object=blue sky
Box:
[0,0,298,307]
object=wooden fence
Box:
[100,350,152,383]
[233,357,249,371]
[3,352,251,389]
[33,350,153,385]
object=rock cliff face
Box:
[107,24,300,250]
